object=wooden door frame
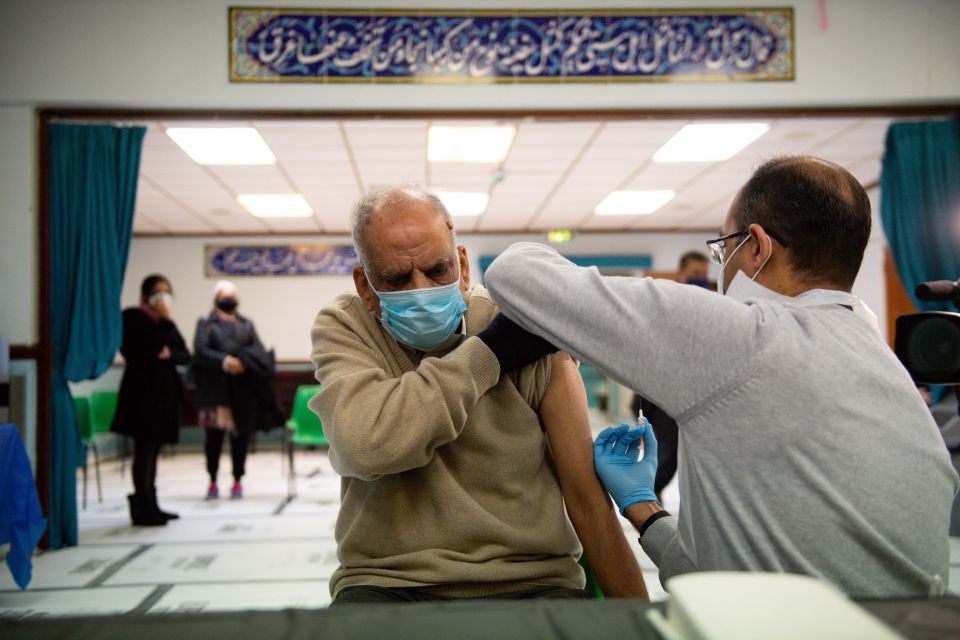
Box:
[32,103,960,545]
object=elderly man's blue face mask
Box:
[368,270,467,351]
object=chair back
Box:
[89,390,118,433]
[289,384,327,445]
[74,396,93,444]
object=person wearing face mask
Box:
[482,156,959,598]
[112,274,191,527]
[630,250,713,501]
[194,281,276,500]
[309,186,646,605]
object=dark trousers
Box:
[632,395,680,495]
[132,438,162,498]
[331,585,592,606]
[204,428,248,483]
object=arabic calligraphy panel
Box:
[230,8,794,83]
[205,245,360,277]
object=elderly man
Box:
[309,186,645,604]
[484,156,959,598]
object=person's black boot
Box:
[127,493,166,527]
[149,488,179,521]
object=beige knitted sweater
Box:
[309,286,583,598]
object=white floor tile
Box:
[80,513,337,545]
[0,585,154,618]
[35,448,958,618]
[148,580,331,613]
[0,545,140,591]
[103,540,339,586]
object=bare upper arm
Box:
[539,352,600,504]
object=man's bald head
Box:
[351,185,455,274]
[732,156,871,290]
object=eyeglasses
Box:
[705,228,789,265]
[705,230,749,265]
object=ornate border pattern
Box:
[229,8,794,84]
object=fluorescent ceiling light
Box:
[237,194,313,218]
[594,190,675,216]
[428,126,516,163]
[652,123,770,162]
[435,191,490,217]
[166,127,276,165]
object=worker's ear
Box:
[353,266,381,317]
[746,223,774,274]
[457,245,470,291]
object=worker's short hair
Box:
[733,156,871,289]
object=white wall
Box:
[124,228,890,360]
[124,231,724,361]
[2,0,958,110]
[853,188,888,342]
[3,0,956,349]
[0,107,36,344]
[124,235,355,362]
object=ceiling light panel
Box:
[594,190,676,216]
[652,123,770,163]
[237,194,314,218]
[166,127,277,165]
[435,191,490,217]
[428,126,516,163]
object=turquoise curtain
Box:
[48,124,145,548]
[880,118,960,312]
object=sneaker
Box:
[230,481,243,499]
[205,483,219,500]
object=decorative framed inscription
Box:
[230,7,794,84]
[205,245,360,277]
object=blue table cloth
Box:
[0,423,46,589]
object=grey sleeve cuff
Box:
[639,514,678,566]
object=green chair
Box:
[89,390,118,434]
[285,384,327,499]
[90,390,128,476]
[74,395,102,509]
[579,554,604,600]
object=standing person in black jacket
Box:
[194,281,277,500]
[112,274,190,527]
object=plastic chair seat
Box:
[285,385,326,500]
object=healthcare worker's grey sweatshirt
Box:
[485,242,959,598]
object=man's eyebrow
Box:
[379,268,411,281]
[427,258,453,271]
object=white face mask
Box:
[148,291,173,313]
[725,261,882,337]
[718,235,772,296]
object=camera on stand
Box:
[894,279,960,386]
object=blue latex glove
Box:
[593,420,659,514]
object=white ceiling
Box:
[132,116,891,235]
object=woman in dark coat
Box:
[194,280,278,500]
[112,274,190,526]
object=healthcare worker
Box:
[477,156,959,598]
